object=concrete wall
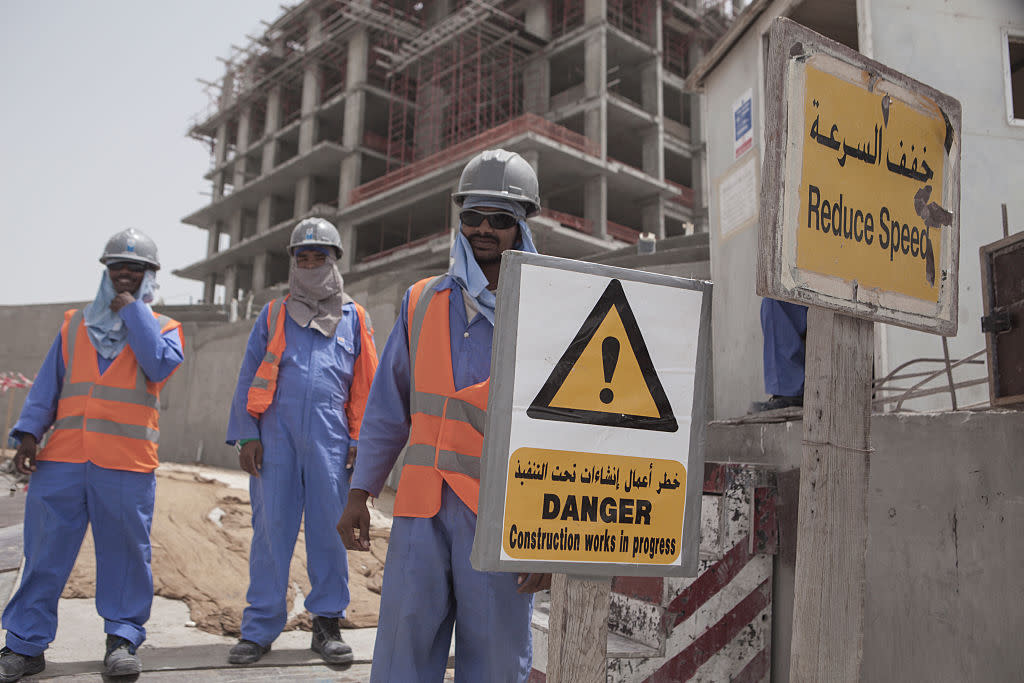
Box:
[708,409,1024,682]
[700,0,1024,418]
[702,4,791,419]
[0,267,440,470]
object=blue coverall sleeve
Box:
[349,289,413,497]
[120,300,184,383]
[225,304,271,445]
[9,329,65,443]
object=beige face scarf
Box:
[285,251,352,337]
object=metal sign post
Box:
[472,251,712,681]
[759,18,961,681]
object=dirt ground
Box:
[61,466,392,637]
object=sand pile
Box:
[62,466,391,636]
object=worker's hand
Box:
[346,445,357,470]
[239,440,264,477]
[13,434,38,475]
[516,573,552,594]
[110,292,136,313]
[338,489,371,551]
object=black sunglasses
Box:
[107,261,147,274]
[459,210,518,230]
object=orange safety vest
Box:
[246,297,378,439]
[40,309,183,473]
[393,276,489,518]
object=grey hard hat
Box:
[289,218,343,258]
[99,228,161,270]
[452,149,540,216]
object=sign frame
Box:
[471,251,712,577]
[757,18,962,335]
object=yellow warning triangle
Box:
[528,279,677,432]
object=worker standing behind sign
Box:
[225,218,378,666]
[750,298,807,412]
[2,229,184,681]
[338,149,552,682]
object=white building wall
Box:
[868,0,1024,408]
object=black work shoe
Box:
[0,647,45,682]
[311,616,353,665]
[228,639,270,665]
[104,635,142,677]
[749,395,803,413]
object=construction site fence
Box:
[349,113,599,205]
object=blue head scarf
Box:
[82,268,158,359]
[449,196,538,325]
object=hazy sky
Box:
[0,1,285,305]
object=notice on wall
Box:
[734,88,754,159]
[471,252,712,577]
[719,153,760,240]
[758,19,961,334]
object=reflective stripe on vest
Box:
[393,276,490,517]
[40,308,179,472]
[246,298,287,416]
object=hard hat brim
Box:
[99,253,160,270]
[452,189,540,217]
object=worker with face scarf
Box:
[2,228,184,681]
[225,218,378,666]
[339,149,551,682]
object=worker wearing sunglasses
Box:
[341,149,548,682]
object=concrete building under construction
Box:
[177,0,738,306]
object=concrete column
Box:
[233,107,251,189]
[337,220,355,273]
[641,58,665,180]
[207,221,221,256]
[584,29,607,158]
[299,11,324,155]
[687,39,708,233]
[523,1,551,115]
[338,30,369,208]
[251,252,268,291]
[228,211,243,247]
[261,84,282,175]
[202,274,217,304]
[257,196,273,234]
[213,121,228,200]
[641,198,665,238]
[223,265,238,304]
[584,175,607,239]
[294,177,312,215]
[584,0,606,23]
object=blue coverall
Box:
[226,301,365,647]
[3,300,184,655]
[351,275,534,683]
[760,298,808,397]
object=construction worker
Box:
[750,298,807,412]
[1,229,184,681]
[338,149,552,682]
[225,217,378,666]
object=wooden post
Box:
[790,307,873,682]
[547,574,611,682]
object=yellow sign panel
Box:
[796,61,950,301]
[502,447,686,564]
[528,279,677,432]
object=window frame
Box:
[1002,26,1024,127]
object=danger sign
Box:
[470,252,712,578]
[528,279,677,432]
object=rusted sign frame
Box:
[979,230,1024,407]
[758,18,962,335]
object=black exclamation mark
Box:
[600,336,620,405]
